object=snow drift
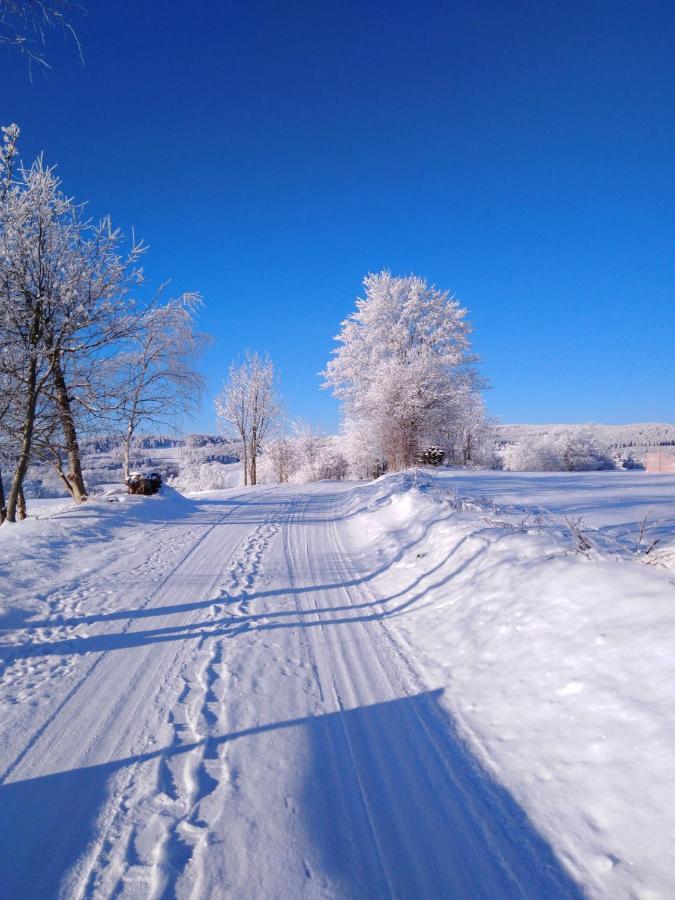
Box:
[337,469,675,899]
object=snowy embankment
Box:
[338,470,675,900]
[1,470,674,897]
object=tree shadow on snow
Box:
[0,689,584,899]
[4,502,459,644]
[0,537,486,664]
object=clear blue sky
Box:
[4,0,675,432]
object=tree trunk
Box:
[249,426,257,485]
[6,355,39,523]
[17,486,26,520]
[51,354,87,503]
[241,435,248,487]
[0,464,6,525]
[50,450,76,495]
[123,423,134,482]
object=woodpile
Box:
[126,472,163,495]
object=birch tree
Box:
[113,293,206,480]
[215,358,251,485]
[0,152,145,519]
[215,352,280,486]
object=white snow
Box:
[339,470,675,899]
[1,470,674,897]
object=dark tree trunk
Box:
[0,464,6,525]
[51,354,87,503]
[6,354,39,523]
[249,426,257,485]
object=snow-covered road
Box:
[0,483,581,899]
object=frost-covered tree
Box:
[0,125,204,521]
[258,422,348,485]
[0,376,14,523]
[0,0,82,68]
[324,271,480,475]
[435,386,499,468]
[215,352,280,486]
[0,148,144,519]
[215,359,251,485]
[112,294,206,480]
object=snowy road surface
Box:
[0,482,585,899]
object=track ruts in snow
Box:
[78,503,283,898]
[0,484,584,898]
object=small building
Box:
[644,451,675,474]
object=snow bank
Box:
[338,470,675,899]
[0,489,189,628]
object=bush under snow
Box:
[503,428,614,472]
[170,461,243,492]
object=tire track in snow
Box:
[1,487,283,900]
[280,492,396,895]
[280,488,581,898]
[0,505,233,788]
[0,525,201,711]
[83,509,282,899]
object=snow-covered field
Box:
[1,470,674,898]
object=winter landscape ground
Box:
[2,469,675,898]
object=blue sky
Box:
[3,0,675,432]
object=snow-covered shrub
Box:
[339,426,386,480]
[558,428,614,471]
[614,453,644,470]
[291,424,347,483]
[503,428,614,472]
[258,425,348,484]
[23,477,67,499]
[257,436,299,484]
[295,438,348,482]
[170,461,243,492]
[502,436,563,471]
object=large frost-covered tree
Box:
[0,124,204,522]
[323,271,482,474]
[0,149,145,518]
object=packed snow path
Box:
[1,484,582,898]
